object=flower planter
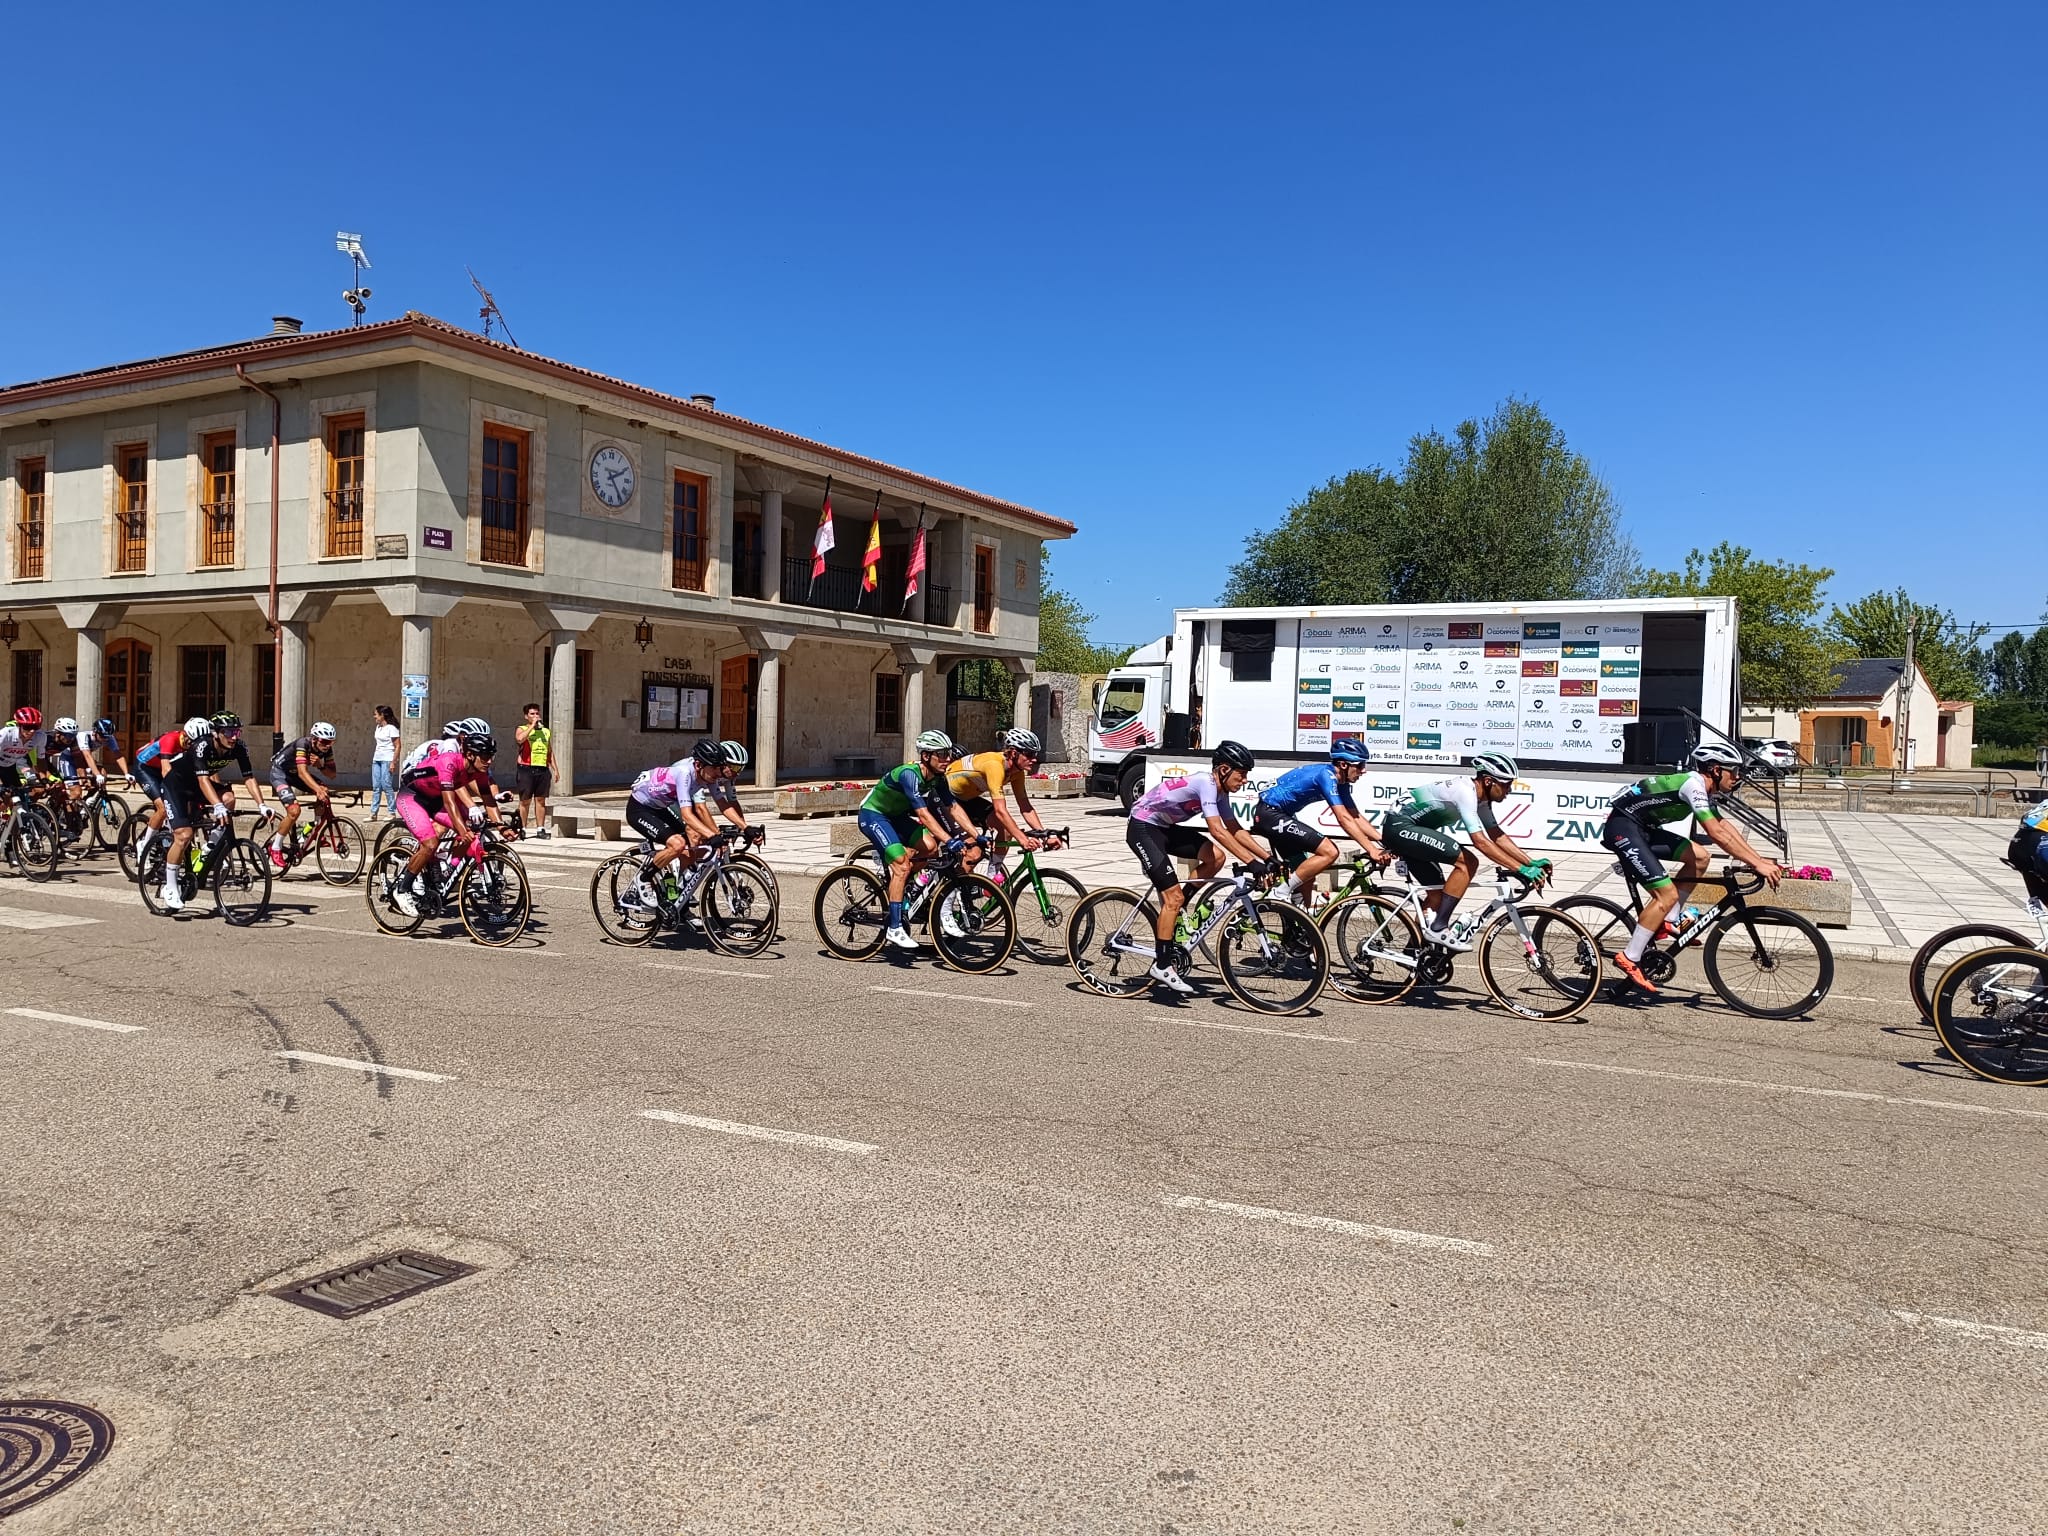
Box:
[1026,772,1085,800]
[1693,869,1854,930]
[775,784,869,818]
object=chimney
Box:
[271,316,303,336]
[689,393,716,410]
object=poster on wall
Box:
[1296,613,1642,765]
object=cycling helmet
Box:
[462,732,497,758]
[1330,738,1370,765]
[693,737,726,767]
[309,721,337,742]
[210,711,241,733]
[718,740,750,768]
[51,716,79,736]
[95,718,116,738]
[914,729,957,756]
[1689,741,1746,771]
[1471,752,1518,783]
[999,727,1042,757]
[1212,739,1255,773]
[183,716,213,741]
[12,706,41,729]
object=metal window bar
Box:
[200,501,236,566]
[732,547,765,600]
[672,554,707,593]
[16,498,43,578]
[324,486,364,558]
[922,584,953,626]
[480,496,528,565]
[116,508,148,571]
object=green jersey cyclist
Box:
[1379,753,1550,950]
[858,730,981,951]
[1126,740,1276,994]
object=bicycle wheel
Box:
[116,807,154,881]
[813,864,889,960]
[460,850,531,946]
[1910,923,2027,1024]
[1931,946,2048,1085]
[213,838,273,926]
[136,841,171,915]
[1702,906,1833,1019]
[372,817,413,862]
[1477,905,1603,1022]
[365,847,429,935]
[700,859,780,957]
[591,853,661,945]
[10,806,61,882]
[730,851,781,899]
[91,792,130,852]
[314,815,368,886]
[929,873,1015,973]
[1008,866,1087,964]
[1326,893,1423,1004]
[1217,899,1329,1015]
[1066,886,1160,998]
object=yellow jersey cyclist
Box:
[859,729,981,951]
[946,728,1066,870]
[1126,739,1276,994]
[1252,738,1391,907]
[1380,753,1549,951]
[1602,741,1785,993]
[265,721,339,867]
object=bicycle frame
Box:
[1607,860,1765,955]
[1101,872,1270,972]
[1349,876,1537,974]
[979,827,1072,918]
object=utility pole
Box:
[1898,613,1917,785]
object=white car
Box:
[1742,737,1799,773]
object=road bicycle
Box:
[1547,861,1833,1019]
[1907,901,2048,1025]
[365,821,531,946]
[1324,869,1603,1022]
[136,808,274,924]
[1066,865,1330,1016]
[814,835,1014,973]
[842,826,1082,961]
[372,795,524,862]
[1929,943,2048,1086]
[590,827,779,958]
[1,788,62,881]
[51,780,128,857]
[266,795,368,886]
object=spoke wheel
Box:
[372,817,415,863]
[313,815,367,885]
[1066,886,1160,997]
[461,850,531,946]
[9,805,61,882]
[1702,907,1833,1019]
[91,792,130,851]
[929,873,1015,973]
[700,859,780,957]
[1931,946,2048,1085]
[1911,923,2027,1024]
[136,842,173,916]
[1007,866,1087,964]
[1217,898,1330,1015]
[365,847,429,935]
[591,853,661,945]
[116,808,155,881]
[813,864,889,960]
[213,837,273,926]
[1479,905,1603,1021]
[1326,893,1423,1004]
[1545,895,1637,1000]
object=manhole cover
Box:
[271,1250,477,1320]
[0,1400,115,1518]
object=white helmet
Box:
[310,721,337,742]
[52,716,79,735]
[184,716,213,741]
[1689,741,1745,771]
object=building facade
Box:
[0,314,1071,789]
[1743,657,1975,771]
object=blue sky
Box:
[5,3,2041,648]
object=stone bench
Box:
[832,753,880,777]
[549,808,627,841]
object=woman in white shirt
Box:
[369,704,400,820]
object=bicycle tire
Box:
[461,851,531,947]
[1066,886,1160,998]
[1007,866,1087,964]
[1543,894,1637,1001]
[116,807,155,881]
[730,850,781,899]
[1476,904,1602,1022]
[314,815,368,886]
[700,859,780,958]
[929,873,1015,973]
[813,864,889,960]
[11,805,61,882]
[1325,893,1423,1004]
[372,817,420,862]
[591,853,661,945]
[1702,906,1833,1019]
[1218,898,1329,1015]
[136,841,171,916]
[214,837,273,926]
[365,847,430,935]
[1930,946,2048,1085]
[1910,923,2028,1024]
[91,791,130,852]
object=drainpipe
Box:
[235,364,285,755]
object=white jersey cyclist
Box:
[1130,771,1239,829]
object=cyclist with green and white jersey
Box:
[1378,753,1549,950]
[858,730,980,951]
[1602,741,1785,992]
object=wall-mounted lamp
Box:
[634,617,654,652]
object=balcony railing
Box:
[778,557,961,626]
[15,511,43,578]
[923,584,954,627]
[481,496,529,566]
[115,510,148,572]
[200,501,236,567]
[732,547,766,600]
[324,486,364,558]
[672,554,708,593]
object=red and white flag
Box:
[809,477,835,593]
[902,506,928,615]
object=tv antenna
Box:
[468,267,519,349]
[336,231,372,326]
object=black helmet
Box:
[209,710,242,733]
[1212,740,1255,773]
[462,732,497,759]
[693,737,725,767]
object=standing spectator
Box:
[515,701,553,838]
[369,704,400,820]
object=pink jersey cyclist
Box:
[1131,771,1238,829]
[395,742,474,841]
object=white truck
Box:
[1087,597,1742,858]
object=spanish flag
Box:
[860,491,883,593]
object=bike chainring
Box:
[1418,950,1456,988]
[1641,950,1677,986]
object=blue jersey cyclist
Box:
[859,730,981,951]
[1126,740,1276,994]
[2010,796,2048,911]
[1252,739,1391,906]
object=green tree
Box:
[1827,588,1986,702]
[1635,543,1846,708]
[1979,598,2048,709]
[1037,551,1130,674]
[1222,399,1638,606]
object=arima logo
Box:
[1564,736,1596,749]
[1449,679,1479,691]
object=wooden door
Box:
[105,638,154,757]
[719,655,753,755]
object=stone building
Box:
[1743,657,1975,771]
[0,314,1071,789]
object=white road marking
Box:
[290,922,561,956]
[275,1050,454,1082]
[1165,1195,1494,1255]
[869,985,1033,1010]
[1183,1019,1355,1044]
[6,1007,145,1034]
[28,877,359,906]
[1891,1310,2048,1351]
[639,1109,879,1156]
[1528,1057,2048,1121]
[647,962,774,980]
[0,906,100,929]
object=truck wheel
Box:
[1117,761,1144,813]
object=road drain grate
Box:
[271,1250,478,1320]
[0,1400,115,1517]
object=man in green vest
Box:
[515,701,553,837]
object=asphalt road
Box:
[2,853,2044,1534]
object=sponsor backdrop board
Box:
[1297,613,1642,766]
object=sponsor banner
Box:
[1484,640,1521,658]
[1598,697,1638,717]
[1563,640,1600,658]
[1298,676,1332,695]
[1520,659,1559,678]
[1560,678,1597,697]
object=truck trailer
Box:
[1086,597,1741,858]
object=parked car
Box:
[1741,737,1800,773]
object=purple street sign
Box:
[423,526,453,550]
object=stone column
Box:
[279,622,311,739]
[523,603,603,800]
[1010,660,1037,731]
[745,464,801,605]
[376,585,463,760]
[893,644,937,748]
[56,603,127,728]
[741,626,796,789]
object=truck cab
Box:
[1087,638,1170,807]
